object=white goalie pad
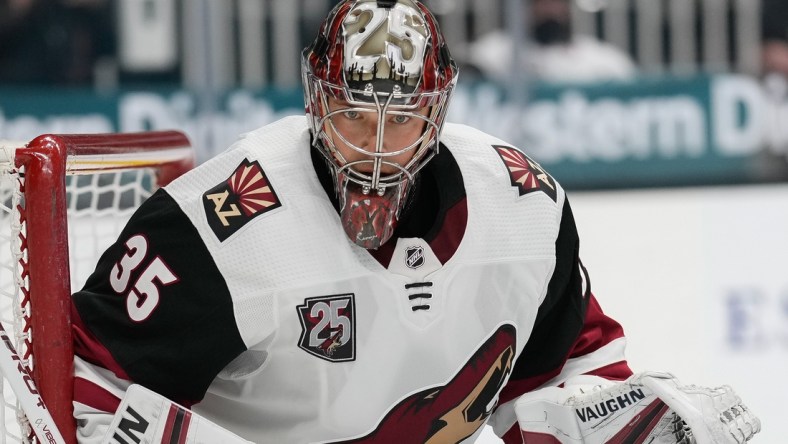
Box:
[101,385,252,444]
[515,372,760,444]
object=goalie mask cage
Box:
[0,132,194,444]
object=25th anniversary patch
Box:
[297,294,356,362]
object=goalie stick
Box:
[0,321,66,444]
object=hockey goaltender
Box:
[70,1,761,443]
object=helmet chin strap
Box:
[337,174,408,249]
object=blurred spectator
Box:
[464,0,635,84]
[0,0,114,86]
[762,0,788,77]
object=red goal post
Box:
[0,132,194,443]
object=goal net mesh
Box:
[0,134,192,443]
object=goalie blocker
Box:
[515,372,760,444]
[101,385,252,444]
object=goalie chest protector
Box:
[164,116,566,443]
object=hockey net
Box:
[0,132,194,443]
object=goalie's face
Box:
[315,96,433,250]
[324,97,431,179]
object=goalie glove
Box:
[515,372,760,443]
[101,384,253,444]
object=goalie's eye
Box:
[389,114,411,125]
[343,110,361,120]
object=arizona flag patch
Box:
[203,159,281,241]
[493,145,557,202]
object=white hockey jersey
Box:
[72,116,630,443]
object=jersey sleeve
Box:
[490,197,633,442]
[71,188,248,414]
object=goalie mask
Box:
[302,0,458,249]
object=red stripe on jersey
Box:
[73,377,121,414]
[584,360,633,381]
[568,294,627,359]
[71,304,131,380]
[520,431,562,443]
[429,197,468,264]
[502,423,523,443]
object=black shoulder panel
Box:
[510,197,590,380]
[73,189,247,403]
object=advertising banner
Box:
[2,74,788,188]
[453,74,788,188]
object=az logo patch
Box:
[493,145,557,202]
[203,159,281,242]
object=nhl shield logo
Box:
[297,294,356,362]
[405,246,425,269]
